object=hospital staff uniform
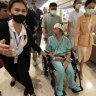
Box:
[68,10,83,47]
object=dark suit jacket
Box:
[26,9,37,34]
[0,22,41,66]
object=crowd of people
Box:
[0,0,96,96]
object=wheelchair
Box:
[42,51,83,96]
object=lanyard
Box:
[13,32,22,50]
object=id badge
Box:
[14,55,18,64]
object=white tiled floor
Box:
[0,38,96,96]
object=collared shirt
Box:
[45,35,71,57]
[8,20,28,57]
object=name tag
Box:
[14,55,18,64]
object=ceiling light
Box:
[58,1,61,4]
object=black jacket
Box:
[0,22,41,65]
[26,9,37,34]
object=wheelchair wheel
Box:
[50,70,56,89]
[42,56,49,77]
[0,91,2,96]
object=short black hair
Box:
[9,0,27,10]
[85,0,96,7]
[73,0,78,9]
[49,2,57,8]
[0,1,8,11]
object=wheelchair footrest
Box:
[71,86,83,93]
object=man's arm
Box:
[42,27,47,41]
[63,38,71,69]
[41,15,48,41]
[65,53,71,62]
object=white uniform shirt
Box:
[68,10,83,37]
[8,20,28,57]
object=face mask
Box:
[75,4,82,9]
[86,9,94,15]
[12,14,26,24]
[50,10,57,15]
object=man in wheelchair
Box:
[45,23,82,96]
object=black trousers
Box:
[4,55,34,95]
[36,29,42,47]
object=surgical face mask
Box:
[50,10,57,15]
[75,4,82,9]
[12,14,26,24]
[86,9,94,15]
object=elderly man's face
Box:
[43,7,47,13]
[53,27,61,36]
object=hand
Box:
[0,39,15,56]
[55,57,64,62]
[0,39,9,53]
[48,53,54,58]
[72,46,78,51]
[63,61,68,69]
[40,15,44,19]
[40,51,47,57]
[2,49,15,56]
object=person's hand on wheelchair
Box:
[72,46,78,51]
[55,57,64,62]
[48,53,54,58]
[40,51,48,58]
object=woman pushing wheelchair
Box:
[45,23,82,96]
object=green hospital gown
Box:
[45,35,77,95]
[45,35,71,56]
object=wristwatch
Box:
[53,57,55,60]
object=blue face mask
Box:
[50,10,57,15]
[86,9,94,15]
